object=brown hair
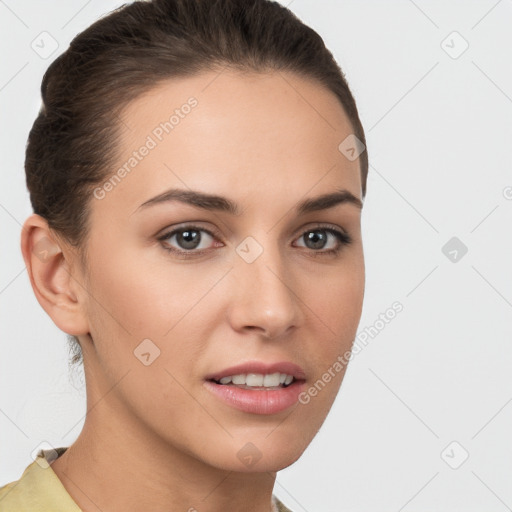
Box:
[25,0,368,368]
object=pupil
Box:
[305,230,326,249]
[178,229,200,249]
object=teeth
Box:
[263,373,281,387]
[232,374,246,385]
[246,373,264,386]
[216,372,294,388]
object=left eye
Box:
[294,228,347,251]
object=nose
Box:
[227,241,302,339]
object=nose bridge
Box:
[230,234,300,337]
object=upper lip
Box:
[205,361,306,382]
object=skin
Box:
[21,68,365,512]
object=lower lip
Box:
[203,379,306,415]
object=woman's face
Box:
[76,69,365,471]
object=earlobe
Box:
[20,213,89,336]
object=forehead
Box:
[94,69,362,218]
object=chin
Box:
[199,431,312,473]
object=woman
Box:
[0,0,368,510]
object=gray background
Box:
[1,1,511,511]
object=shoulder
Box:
[0,461,38,511]
[0,447,80,512]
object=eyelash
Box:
[157,223,352,260]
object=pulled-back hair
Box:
[25,0,368,368]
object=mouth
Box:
[203,362,307,415]
[207,372,298,391]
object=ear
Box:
[20,214,90,336]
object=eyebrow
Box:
[134,187,363,215]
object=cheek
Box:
[87,247,202,336]
[85,247,228,374]
[303,263,364,378]
[313,263,365,330]
[299,279,362,414]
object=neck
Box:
[51,391,277,512]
